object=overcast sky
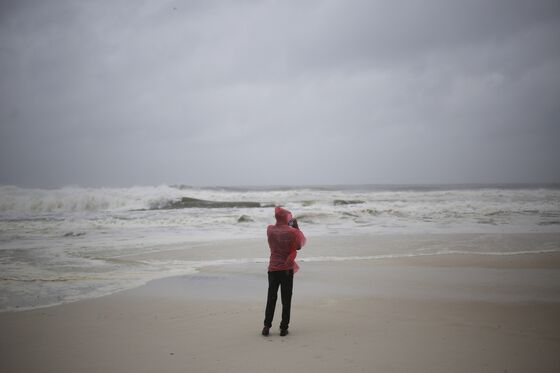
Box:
[1,0,559,187]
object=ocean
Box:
[1,183,559,311]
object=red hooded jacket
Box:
[267,207,306,272]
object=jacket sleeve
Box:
[294,228,306,250]
[285,227,305,273]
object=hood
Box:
[274,206,292,225]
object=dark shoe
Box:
[262,326,270,336]
[280,329,289,336]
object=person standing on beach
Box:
[262,206,306,337]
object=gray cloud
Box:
[1,0,559,187]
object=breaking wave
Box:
[1,184,559,232]
[1,183,559,311]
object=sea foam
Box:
[1,184,559,311]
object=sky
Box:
[1,0,559,187]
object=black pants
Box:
[264,269,294,330]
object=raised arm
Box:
[293,227,306,250]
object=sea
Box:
[1,183,559,311]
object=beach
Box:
[2,234,560,373]
[2,0,560,369]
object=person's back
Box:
[267,221,305,272]
[262,207,306,336]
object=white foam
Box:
[1,184,559,312]
[0,185,187,213]
[299,248,560,263]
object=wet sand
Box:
[2,234,560,372]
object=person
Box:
[262,206,306,337]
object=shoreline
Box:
[2,232,560,313]
[2,240,560,372]
[3,248,560,314]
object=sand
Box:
[1,234,560,372]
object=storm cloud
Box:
[1,0,559,187]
